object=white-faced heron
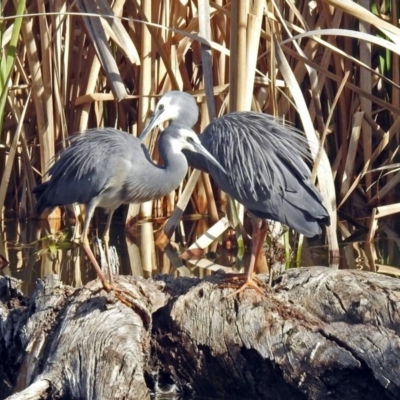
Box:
[33,125,226,304]
[140,91,330,295]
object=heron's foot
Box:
[98,281,151,327]
[97,280,137,307]
[113,287,138,308]
[218,273,265,297]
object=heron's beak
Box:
[140,109,165,140]
[192,142,227,174]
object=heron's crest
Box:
[140,91,199,140]
[156,91,199,128]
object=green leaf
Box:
[0,0,26,138]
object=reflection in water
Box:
[1,218,43,295]
[1,216,399,297]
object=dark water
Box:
[0,215,255,295]
[1,215,399,297]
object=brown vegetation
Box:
[0,1,400,270]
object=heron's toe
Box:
[217,272,266,297]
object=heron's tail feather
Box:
[249,180,330,238]
[251,206,329,237]
[283,181,331,236]
[284,207,330,237]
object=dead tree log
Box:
[0,275,165,400]
[1,267,399,400]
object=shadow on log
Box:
[0,267,399,399]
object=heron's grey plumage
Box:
[34,125,224,216]
[140,92,330,238]
[186,112,329,237]
[33,123,226,298]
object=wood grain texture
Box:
[1,268,399,399]
[152,269,400,399]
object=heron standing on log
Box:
[33,126,226,305]
[140,91,330,295]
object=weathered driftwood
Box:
[0,267,399,400]
[0,275,165,400]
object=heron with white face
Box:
[140,91,330,295]
[33,125,226,304]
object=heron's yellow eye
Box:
[187,137,194,143]
[159,104,164,110]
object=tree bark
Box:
[1,267,399,400]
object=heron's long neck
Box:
[158,138,188,192]
[132,136,188,201]
[123,137,188,205]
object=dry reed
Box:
[0,0,399,271]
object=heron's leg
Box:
[103,210,115,285]
[220,216,267,296]
[81,205,138,308]
[247,217,268,280]
[81,205,110,290]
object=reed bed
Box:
[0,0,399,272]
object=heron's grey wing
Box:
[202,113,329,237]
[33,128,137,214]
[248,157,329,236]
